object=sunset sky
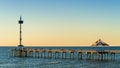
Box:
[0,0,120,46]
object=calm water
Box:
[0,46,120,68]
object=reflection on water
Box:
[0,47,120,68]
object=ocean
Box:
[0,46,120,68]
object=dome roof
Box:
[92,39,109,46]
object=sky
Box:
[0,0,120,46]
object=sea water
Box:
[0,46,120,68]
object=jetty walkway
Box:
[8,48,120,60]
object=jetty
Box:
[8,48,120,60]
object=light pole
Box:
[18,16,24,49]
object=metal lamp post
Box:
[18,16,24,49]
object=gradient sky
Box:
[0,0,120,46]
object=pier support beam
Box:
[110,52,115,60]
[48,52,52,58]
[54,52,59,59]
[86,52,91,60]
[78,52,82,59]
[62,52,66,59]
[70,52,74,59]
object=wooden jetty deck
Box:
[8,48,120,60]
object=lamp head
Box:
[18,16,23,24]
